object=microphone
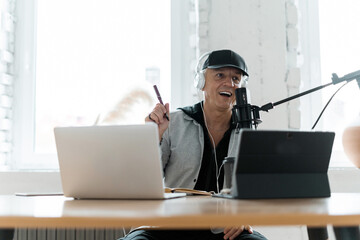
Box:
[232,88,253,129]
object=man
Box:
[120,50,267,240]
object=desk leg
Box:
[0,228,14,240]
[307,226,328,240]
[334,226,360,240]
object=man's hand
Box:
[223,225,253,240]
[145,103,170,141]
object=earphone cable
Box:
[311,81,349,130]
[201,101,220,193]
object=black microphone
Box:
[232,88,253,129]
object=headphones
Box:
[194,52,212,90]
[194,51,249,90]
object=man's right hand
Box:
[145,103,170,141]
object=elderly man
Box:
[120,50,267,240]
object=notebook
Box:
[217,129,335,199]
[54,124,185,200]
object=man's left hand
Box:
[223,225,253,240]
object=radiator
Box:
[13,228,126,240]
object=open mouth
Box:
[219,91,232,97]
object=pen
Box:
[153,85,170,121]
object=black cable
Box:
[311,81,350,130]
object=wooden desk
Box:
[1,193,360,229]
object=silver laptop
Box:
[54,123,185,199]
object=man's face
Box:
[202,67,244,110]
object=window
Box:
[13,0,174,169]
[300,0,360,167]
[318,0,360,167]
[0,0,15,169]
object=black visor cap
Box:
[202,49,249,76]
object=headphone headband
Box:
[195,52,212,73]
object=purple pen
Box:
[153,85,170,121]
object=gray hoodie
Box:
[161,109,240,189]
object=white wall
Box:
[197,0,301,130]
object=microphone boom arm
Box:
[260,82,333,112]
[260,70,360,112]
[231,69,360,130]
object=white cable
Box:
[201,101,220,193]
[217,161,226,191]
[228,123,236,155]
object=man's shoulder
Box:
[172,102,202,117]
[169,109,188,120]
[169,108,199,125]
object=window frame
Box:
[298,0,323,131]
[12,0,193,170]
[298,0,358,169]
[13,0,51,170]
